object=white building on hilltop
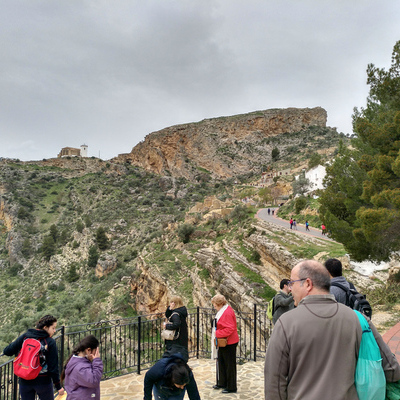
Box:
[58,144,88,158]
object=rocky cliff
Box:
[119,107,327,180]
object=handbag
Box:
[386,380,400,400]
[161,312,180,341]
[354,310,386,400]
[215,337,228,348]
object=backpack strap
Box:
[330,282,351,306]
[168,312,180,322]
[354,310,370,332]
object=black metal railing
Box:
[0,304,271,400]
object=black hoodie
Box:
[3,328,62,390]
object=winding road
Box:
[256,207,334,242]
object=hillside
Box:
[0,112,397,353]
[114,107,343,180]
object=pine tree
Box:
[320,41,400,261]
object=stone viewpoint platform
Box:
[101,322,400,400]
[101,359,263,400]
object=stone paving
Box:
[382,321,400,363]
[100,358,264,400]
[101,323,400,399]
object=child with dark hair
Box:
[3,314,64,400]
[62,335,103,400]
[144,355,200,400]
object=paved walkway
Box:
[382,321,400,363]
[101,322,400,399]
[101,359,264,400]
[256,207,333,241]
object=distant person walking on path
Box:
[293,219,297,230]
[321,224,326,235]
[305,221,310,231]
[272,209,275,215]
[289,218,293,229]
[268,208,270,215]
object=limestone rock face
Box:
[122,107,327,180]
[131,256,170,315]
[96,255,118,278]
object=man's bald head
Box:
[294,260,331,293]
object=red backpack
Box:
[13,338,47,380]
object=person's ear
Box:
[305,278,313,293]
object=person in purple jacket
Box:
[62,335,103,400]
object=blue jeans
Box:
[153,384,185,400]
[20,381,54,400]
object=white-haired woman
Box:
[211,294,239,394]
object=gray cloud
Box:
[1,0,399,160]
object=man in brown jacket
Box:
[264,260,400,400]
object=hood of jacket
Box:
[25,328,51,340]
[172,306,188,319]
[65,355,88,376]
[330,276,351,288]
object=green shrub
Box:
[178,224,195,243]
[8,263,23,277]
[66,264,80,283]
[76,220,84,233]
[41,235,56,261]
[17,207,29,219]
[88,246,99,268]
[249,249,261,265]
[84,215,92,228]
[295,196,308,214]
[96,227,109,250]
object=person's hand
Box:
[58,388,65,396]
[87,348,100,361]
[92,347,100,360]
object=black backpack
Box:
[331,282,372,319]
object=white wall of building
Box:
[304,164,326,192]
[80,144,88,157]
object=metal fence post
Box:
[13,373,18,400]
[137,316,141,375]
[196,306,200,359]
[253,304,257,361]
[60,325,65,374]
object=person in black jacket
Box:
[143,354,200,400]
[3,314,65,400]
[162,295,189,362]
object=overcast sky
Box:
[1,1,399,161]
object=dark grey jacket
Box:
[272,291,294,325]
[330,276,352,304]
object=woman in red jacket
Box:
[211,294,239,394]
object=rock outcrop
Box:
[120,107,327,180]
